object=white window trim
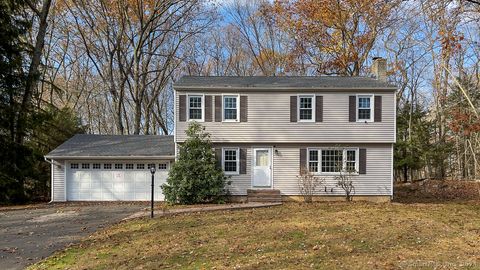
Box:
[297,94,316,122]
[222,147,240,175]
[356,94,374,122]
[187,94,205,122]
[222,94,240,122]
[307,147,359,175]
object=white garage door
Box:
[66,161,170,201]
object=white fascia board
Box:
[44,155,176,160]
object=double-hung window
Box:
[222,148,239,175]
[298,95,314,122]
[188,95,204,121]
[308,148,358,174]
[357,95,373,122]
[223,95,239,122]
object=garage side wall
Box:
[52,160,66,202]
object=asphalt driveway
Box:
[0,203,145,270]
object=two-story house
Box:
[46,58,395,202]
[174,58,395,202]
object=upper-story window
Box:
[223,95,239,122]
[357,95,373,122]
[188,95,204,121]
[298,95,315,122]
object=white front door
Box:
[252,148,272,187]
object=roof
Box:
[174,76,397,90]
[45,134,174,159]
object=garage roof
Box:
[45,134,174,159]
[174,76,397,90]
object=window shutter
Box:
[240,96,248,122]
[215,148,222,168]
[240,148,247,174]
[215,95,222,122]
[290,96,297,122]
[315,96,323,122]
[300,148,307,173]
[374,95,382,122]
[349,96,356,122]
[359,148,367,174]
[205,95,212,122]
[179,95,186,122]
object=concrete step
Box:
[247,189,282,203]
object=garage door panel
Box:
[67,160,170,201]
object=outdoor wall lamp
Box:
[150,167,156,218]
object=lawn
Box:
[30,201,480,270]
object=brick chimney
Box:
[371,57,387,82]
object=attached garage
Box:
[45,135,175,202]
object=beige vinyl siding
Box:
[216,143,392,196]
[215,145,252,195]
[274,144,392,196]
[52,160,66,202]
[175,91,395,143]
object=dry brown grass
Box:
[30,201,480,270]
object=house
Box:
[46,57,395,202]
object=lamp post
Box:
[150,166,156,218]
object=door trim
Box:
[251,147,273,189]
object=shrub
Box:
[162,122,229,204]
[297,166,324,203]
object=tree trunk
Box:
[16,0,52,144]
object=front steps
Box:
[247,189,282,203]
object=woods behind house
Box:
[1,0,480,203]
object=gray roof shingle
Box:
[174,76,396,90]
[46,134,174,158]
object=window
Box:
[357,95,373,121]
[147,164,155,170]
[188,95,203,121]
[321,150,343,173]
[308,150,318,172]
[81,163,90,169]
[158,163,167,170]
[104,163,112,169]
[70,163,79,169]
[308,148,358,174]
[115,163,123,169]
[136,164,145,170]
[126,164,134,170]
[92,163,101,169]
[222,148,239,174]
[298,95,314,121]
[223,95,239,121]
[345,150,356,172]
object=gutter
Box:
[173,86,398,91]
[44,155,176,160]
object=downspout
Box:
[44,157,61,203]
[44,157,54,203]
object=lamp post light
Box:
[150,166,156,218]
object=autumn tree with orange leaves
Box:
[268,0,400,75]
